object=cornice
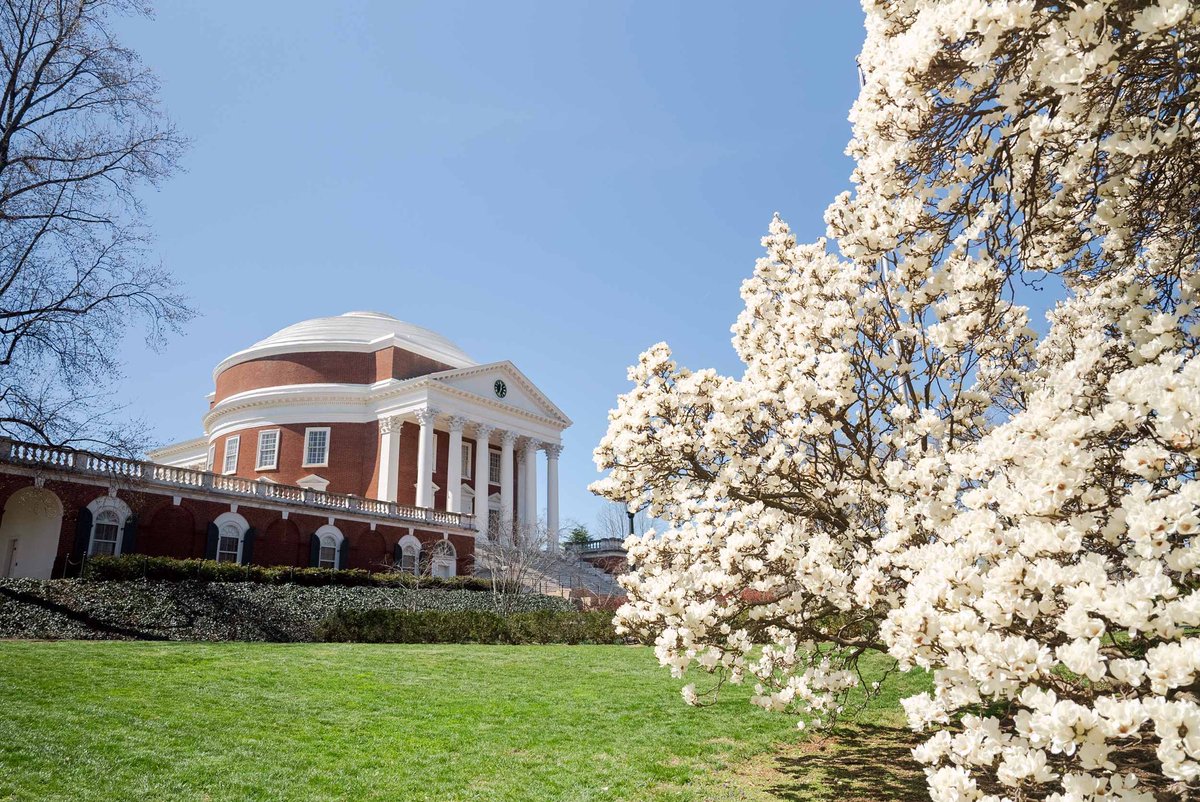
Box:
[202,378,569,436]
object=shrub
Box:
[317,608,621,645]
[0,578,573,642]
[82,554,492,592]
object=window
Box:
[318,534,337,569]
[222,435,240,474]
[89,510,121,556]
[487,509,500,537]
[216,522,242,563]
[488,450,501,484]
[400,543,419,574]
[462,442,473,480]
[430,540,456,578]
[206,444,215,471]
[303,427,330,467]
[256,429,280,471]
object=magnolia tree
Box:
[593,3,1200,801]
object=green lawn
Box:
[0,642,928,802]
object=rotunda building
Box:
[146,311,571,574]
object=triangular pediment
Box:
[428,361,571,426]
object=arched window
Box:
[312,524,344,569]
[430,540,456,579]
[396,534,421,575]
[318,534,337,568]
[86,496,133,557]
[209,511,252,565]
[90,510,121,556]
[216,522,243,563]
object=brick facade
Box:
[0,472,475,579]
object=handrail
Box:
[0,437,476,531]
[566,537,627,554]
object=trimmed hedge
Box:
[0,579,572,642]
[82,554,495,592]
[317,608,621,645]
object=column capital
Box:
[447,415,468,433]
[474,423,495,441]
[379,415,404,435]
[521,437,540,456]
[415,407,439,426]
[543,443,563,459]
[499,430,518,447]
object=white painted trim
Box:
[86,495,133,557]
[213,333,476,380]
[314,523,344,568]
[255,428,280,471]
[297,474,330,492]
[203,378,568,441]
[222,435,240,475]
[302,427,331,468]
[213,511,250,565]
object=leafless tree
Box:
[0,0,191,452]
[594,500,658,540]
[473,518,562,615]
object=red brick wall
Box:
[214,352,376,402]
[216,421,378,496]
[214,347,457,404]
[0,473,478,576]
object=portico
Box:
[370,363,570,549]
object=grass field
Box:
[0,642,929,802]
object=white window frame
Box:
[430,539,456,578]
[314,524,343,570]
[213,511,249,565]
[302,427,331,468]
[462,441,474,480]
[86,496,132,557]
[488,449,501,484]
[256,429,280,471]
[222,435,240,475]
[397,533,421,575]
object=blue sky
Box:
[113,2,868,532]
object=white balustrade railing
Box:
[0,436,476,531]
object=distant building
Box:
[0,312,571,579]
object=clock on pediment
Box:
[493,379,507,398]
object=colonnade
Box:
[375,410,561,551]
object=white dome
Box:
[215,311,476,377]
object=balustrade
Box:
[0,436,476,531]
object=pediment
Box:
[430,362,571,426]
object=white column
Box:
[376,416,403,502]
[545,443,561,553]
[521,439,538,539]
[445,416,466,513]
[415,408,437,509]
[499,431,516,540]
[473,424,494,534]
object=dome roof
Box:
[214,311,476,377]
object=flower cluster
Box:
[593,2,1200,799]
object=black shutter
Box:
[73,508,93,557]
[205,522,219,560]
[309,533,320,567]
[242,527,257,565]
[120,514,139,555]
[336,539,348,570]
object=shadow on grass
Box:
[762,723,926,802]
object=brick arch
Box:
[256,517,302,567]
[142,503,198,559]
